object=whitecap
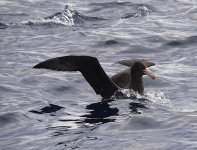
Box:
[8,5,75,28]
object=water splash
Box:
[112,89,137,100]
[144,90,172,107]
[112,89,172,108]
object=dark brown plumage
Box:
[33,56,155,99]
[118,58,155,68]
[111,59,156,94]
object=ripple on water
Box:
[166,35,197,47]
[75,114,188,150]
[0,113,19,128]
[95,114,185,134]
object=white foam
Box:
[144,90,172,107]
[15,5,75,27]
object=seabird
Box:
[111,58,155,94]
[33,56,156,99]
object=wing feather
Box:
[118,59,155,68]
[33,56,118,98]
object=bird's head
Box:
[131,62,156,80]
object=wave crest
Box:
[44,5,74,26]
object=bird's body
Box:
[111,68,131,89]
[33,55,155,99]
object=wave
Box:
[0,5,107,29]
[43,5,75,26]
[121,6,150,19]
[166,35,197,47]
[0,5,77,28]
[16,5,75,27]
[89,2,152,19]
[0,4,152,29]
[46,5,107,24]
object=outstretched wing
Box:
[118,58,155,68]
[33,56,118,98]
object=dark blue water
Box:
[0,0,197,149]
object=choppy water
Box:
[0,0,197,150]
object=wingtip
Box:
[33,65,37,69]
[33,63,43,69]
[33,64,39,69]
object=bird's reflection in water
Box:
[80,96,148,124]
[80,101,119,124]
[29,104,64,115]
[129,101,147,114]
[29,97,148,126]
[29,102,119,125]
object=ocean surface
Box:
[0,0,197,149]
